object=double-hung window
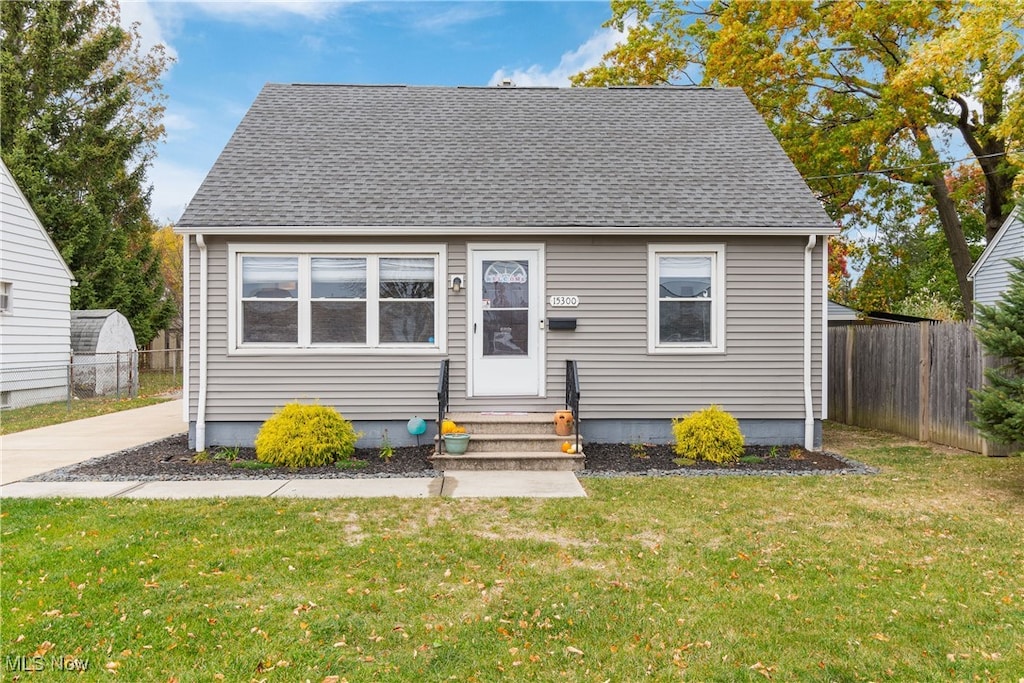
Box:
[233,246,444,352]
[648,244,725,353]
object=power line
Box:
[804,152,1008,181]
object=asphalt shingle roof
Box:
[177,84,835,232]
[70,309,116,355]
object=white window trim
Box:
[228,243,447,355]
[0,281,12,314]
[647,243,726,354]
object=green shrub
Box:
[255,403,362,468]
[672,405,744,464]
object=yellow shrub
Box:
[671,405,744,464]
[255,403,361,468]
[441,420,464,435]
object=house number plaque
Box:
[549,295,580,308]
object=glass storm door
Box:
[470,248,542,397]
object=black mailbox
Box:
[548,318,577,331]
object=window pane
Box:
[242,257,298,298]
[312,258,366,298]
[660,300,711,343]
[312,301,366,343]
[379,301,435,343]
[243,301,297,343]
[380,258,434,299]
[659,256,711,299]
[481,260,529,309]
[483,309,529,356]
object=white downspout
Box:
[821,236,829,423]
[196,234,208,451]
[803,235,817,451]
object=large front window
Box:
[233,246,444,352]
[648,245,725,353]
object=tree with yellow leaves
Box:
[575,0,1023,317]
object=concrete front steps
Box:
[431,412,584,471]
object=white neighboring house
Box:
[969,205,1024,312]
[0,159,76,409]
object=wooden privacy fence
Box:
[828,322,989,453]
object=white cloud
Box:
[147,159,210,225]
[193,0,342,23]
[119,1,179,61]
[409,4,503,32]
[488,26,625,87]
[162,110,197,135]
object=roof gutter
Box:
[195,234,209,452]
[173,224,841,238]
[804,234,817,451]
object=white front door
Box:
[470,247,543,397]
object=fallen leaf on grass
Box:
[566,646,584,656]
[293,601,317,615]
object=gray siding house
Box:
[176,84,838,451]
[0,159,76,409]
[968,205,1023,312]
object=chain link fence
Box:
[1,348,183,412]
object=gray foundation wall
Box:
[189,418,822,451]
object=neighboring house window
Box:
[232,246,444,353]
[648,244,725,353]
[0,281,11,313]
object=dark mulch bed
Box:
[27,434,871,482]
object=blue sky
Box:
[123,1,621,224]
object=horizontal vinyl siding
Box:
[200,236,448,422]
[541,236,821,420]
[0,168,72,370]
[189,234,826,425]
[973,219,1022,308]
[187,237,200,421]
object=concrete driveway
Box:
[0,399,185,485]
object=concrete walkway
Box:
[1,399,187,485]
[0,400,587,499]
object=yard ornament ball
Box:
[407,417,427,436]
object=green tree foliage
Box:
[971,258,1024,452]
[1,0,174,345]
[575,0,1024,317]
[850,166,987,319]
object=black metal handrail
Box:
[436,358,450,455]
[565,360,581,453]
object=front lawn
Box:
[1,423,1021,680]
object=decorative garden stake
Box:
[407,416,427,446]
